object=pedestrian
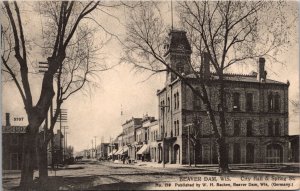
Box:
[122,156,125,164]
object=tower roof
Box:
[164,30,192,56]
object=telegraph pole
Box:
[55,108,68,163]
[94,136,97,159]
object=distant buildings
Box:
[2,113,26,170]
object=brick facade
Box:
[157,29,290,165]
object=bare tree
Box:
[122,1,296,173]
[189,116,201,167]
[1,1,104,189]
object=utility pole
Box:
[91,139,94,158]
[159,104,169,168]
[55,109,68,163]
[94,136,97,159]
[188,124,191,166]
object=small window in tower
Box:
[177,120,179,136]
[167,97,170,112]
[177,92,180,110]
[194,87,201,110]
[174,94,177,110]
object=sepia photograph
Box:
[1,1,300,190]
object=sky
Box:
[1,1,299,152]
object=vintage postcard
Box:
[1,1,299,190]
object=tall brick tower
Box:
[164,30,192,85]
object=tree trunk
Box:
[216,137,229,173]
[20,130,37,190]
[193,146,196,167]
[38,135,48,187]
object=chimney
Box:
[257,57,267,82]
[201,52,210,79]
[6,113,11,126]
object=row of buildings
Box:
[100,30,299,165]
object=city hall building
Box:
[157,30,290,165]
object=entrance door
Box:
[266,144,283,163]
[246,144,255,163]
[195,143,202,164]
[10,153,19,170]
[174,144,180,164]
[233,143,241,164]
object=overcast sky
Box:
[2,1,299,152]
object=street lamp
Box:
[159,104,169,168]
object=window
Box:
[233,93,240,111]
[274,93,280,112]
[268,93,273,111]
[274,120,280,136]
[177,120,180,136]
[176,92,180,109]
[246,120,253,136]
[167,97,170,112]
[177,66,184,74]
[174,94,177,110]
[268,120,274,136]
[10,134,19,145]
[233,143,241,164]
[246,93,253,111]
[173,121,176,137]
[233,120,240,136]
[160,100,164,116]
[193,88,201,110]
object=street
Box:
[3,159,300,190]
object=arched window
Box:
[176,92,180,109]
[268,93,273,111]
[246,120,253,136]
[246,144,255,163]
[268,120,273,136]
[233,120,241,136]
[274,93,280,112]
[246,93,253,111]
[274,120,280,136]
[177,120,180,136]
[174,94,177,110]
[167,97,170,112]
[233,93,240,111]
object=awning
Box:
[137,144,150,155]
[115,148,123,155]
[108,149,117,156]
[123,146,128,153]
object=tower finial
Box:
[171,0,173,30]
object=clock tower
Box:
[164,30,192,84]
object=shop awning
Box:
[137,144,150,155]
[108,149,117,156]
[123,146,128,153]
[115,148,123,155]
